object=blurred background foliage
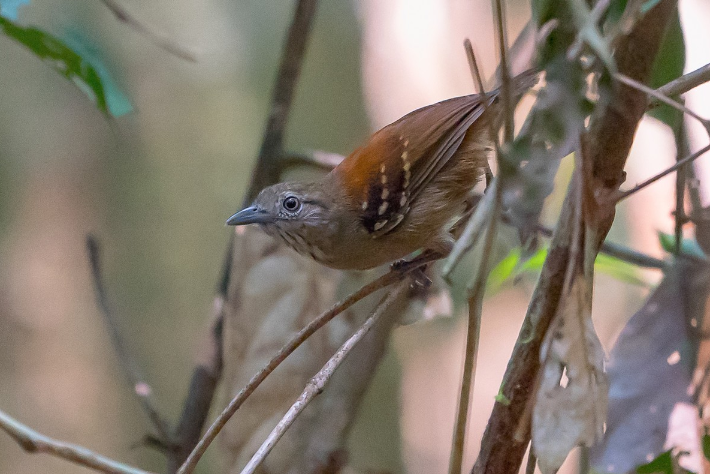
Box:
[1,0,709,473]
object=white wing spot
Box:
[381,188,389,199]
[378,202,389,215]
[401,151,408,160]
[362,201,368,210]
[403,161,411,171]
[391,214,404,227]
[400,193,407,206]
[380,164,386,173]
[403,139,409,147]
[403,169,411,188]
[381,174,387,184]
[374,220,387,231]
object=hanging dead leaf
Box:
[533,274,608,474]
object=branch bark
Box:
[0,409,155,474]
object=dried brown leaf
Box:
[533,275,608,474]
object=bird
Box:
[227,71,537,270]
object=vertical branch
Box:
[172,0,320,469]
[244,0,319,204]
[86,236,173,445]
[449,182,503,474]
[472,1,679,473]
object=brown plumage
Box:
[227,71,537,270]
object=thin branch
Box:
[244,0,319,204]
[614,142,710,203]
[238,281,411,474]
[0,409,154,474]
[534,224,668,269]
[449,179,503,474]
[86,236,173,445]
[493,0,514,143]
[167,309,224,472]
[655,62,710,101]
[280,150,345,172]
[615,73,710,135]
[177,253,439,474]
[99,0,196,62]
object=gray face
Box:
[226,182,333,262]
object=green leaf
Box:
[594,253,648,287]
[635,451,674,474]
[0,15,131,116]
[703,434,710,461]
[658,232,706,258]
[487,247,521,294]
[647,11,685,130]
[0,0,29,20]
[635,450,693,474]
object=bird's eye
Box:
[283,196,301,212]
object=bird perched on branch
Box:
[227,71,537,270]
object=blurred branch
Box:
[239,281,410,474]
[614,142,710,203]
[615,73,710,135]
[177,252,439,474]
[449,180,503,474]
[99,0,197,62]
[654,62,710,103]
[170,1,320,469]
[281,150,344,172]
[0,409,154,474]
[86,236,173,445]
[474,1,679,472]
[244,0,319,204]
[167,307,224,472]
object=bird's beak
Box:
[226,206,271,226]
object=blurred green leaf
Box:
[635,450,692,474]
[648,11,685,130]
[487,247,521,293]
[658,232,706,258]
[703,434,710,461]
[595,253,648,287]
[0,0,29,20]
[641,0,663,14]
[0,15,131,116]
[486,244,647,292]
[569,0,616,73]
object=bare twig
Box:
[534,223,668,269]
[167,308,224,472]
[0,409,154,474]
[655,62,710,101]
[493,0,513,143]
[238,281,410,474]
[177,253,439,474]
[99,0,196,62]
[244,0,319,204]
[86,236,173,445]
[615,73,710,135]
[614,142,710,203]
[449,179,503,474]
[172,0,321,467]
[281,150,345,171]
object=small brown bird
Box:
[227,72,536,270]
